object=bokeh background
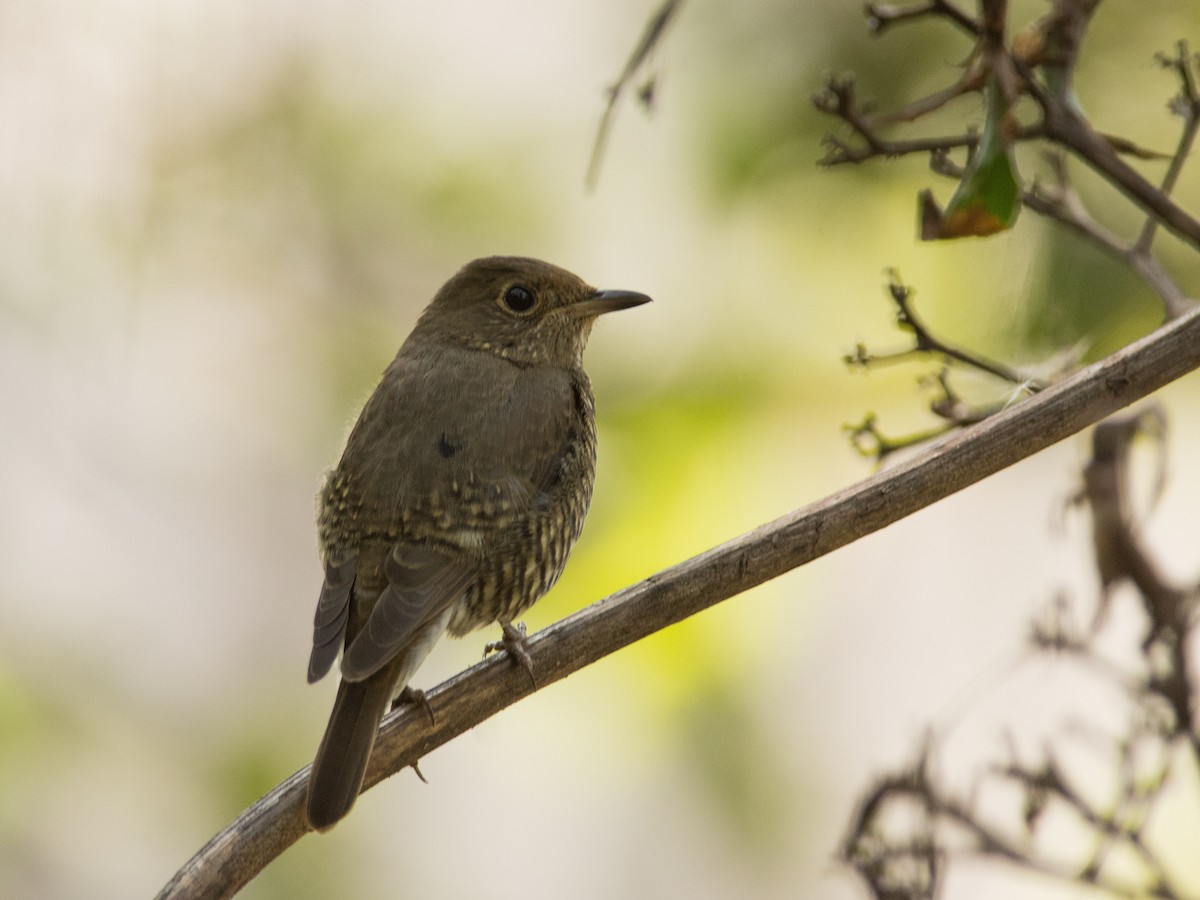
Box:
[2,1,1199,898]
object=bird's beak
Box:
[571,288,652,318]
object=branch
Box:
[844,275,1051,458]
[864,0,981,37]
[845,410,960,461]
[884,276,1046,389]
[1084,406,1200,760]
[817,9,1200,314]
[154,303,1200,899]
[924,148,1196,316]
[1026,154,1194,317]
[1137,42,1200,255]
[1032,75,1200,249]
[846,397,1200,899]
[585,0,683,189]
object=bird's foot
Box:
[484,620,537,688]
[391,685,435,726]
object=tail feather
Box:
[305,673,394,831]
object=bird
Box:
[304,255,650,831]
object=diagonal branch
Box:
[883,276,1046,389]
[1026,154,1194,317]
[156,303,1200,900]
[1032,75,1200,249]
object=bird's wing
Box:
[339,542,474,682]
[307,554,357,683]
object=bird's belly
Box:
[444,497,585,637]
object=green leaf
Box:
[921,74,1022,240]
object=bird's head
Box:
[412,256,650,368]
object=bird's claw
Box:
[484,620,537,688]
[391,685,436,726]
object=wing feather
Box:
[307,554,357,683]
[339,543,473,682]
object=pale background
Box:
[2,1,1199,898]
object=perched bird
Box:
[305,256,650,831]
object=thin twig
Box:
[845,755,1170,899]
[864,0,981,37]
[1029,69,1200,249]
[1137,42,1200,253]
[814,75,1045,165]
[1025,154,1193,317]
[844,412,958,462]
[847,425,1200,900]
[884,276,1045,389]
[585,0,683,189]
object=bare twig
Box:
[843,274,1061,459]
[1137,42,1200,254]
[924,147,1194,317]
[925,368,1012,424]
[1025,0,1102,103]
[996,751,1173,888]
[586,0,683,189]
[844,400,1200,900]
[815,76,1160,168]
[864,0,981,37]
[844,748,1167,900]
[814,76,1044,166]
[882,276,1045,389]
[844,412,958,462]
[1030,73,1200,249]
[1085,408,1200,762]
[844,370,1015,462]
[1025,154,1193,316]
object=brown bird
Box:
[305,256,650,831]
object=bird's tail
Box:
[305,672,394,831]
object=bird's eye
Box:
[501,284,537,314]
